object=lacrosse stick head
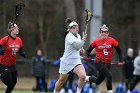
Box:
[15,3,25,17]
[12,2,25,26]
[85,9,93,23]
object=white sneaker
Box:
[53,90,59,93]
[68,89,73,93]
[127,90,131,93]
[53,92,59,93]
[95,86,101,93]
[60,88,65,93]
[76,88,82,93]
[89,88,93,93]
[85,76,90,82]
[96,90,101,93]
[108,90,113,93]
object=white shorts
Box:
[59,58,82,74]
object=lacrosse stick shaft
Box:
[4,3,25,50]
[84,23,88,34]
[81,56,118,65]
[84,9,93,34]
[13,15,18,25]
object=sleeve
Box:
[66,33,78,44]
[18,37,23,47]
[0,38,6,55]
[112,38,119,47]
[86,46,94,56]
[72,40,85,49]
[0,37,7,46]
[67,34,85,49]
[115,45,123,62]
[134,57,140,70]
[84,41,96,57]
[90,41,96,48]
[18,37,25,57]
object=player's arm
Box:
[19,47,26,58]
[72,39,85,49]
[82,46,94,62]
[115,45,122,62]
[0,38,6,55]
[86,46,94,56]
[72,32,87,49]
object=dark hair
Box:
[65,18,73,24]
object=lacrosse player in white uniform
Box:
[53,18,87,93]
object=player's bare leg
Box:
[73,64,86,93]
[54,74,69,93]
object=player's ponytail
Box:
[7,22,13,34]
[66,18,78,31]
[65,18,73,24]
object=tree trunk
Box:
[3,0,7,35]
[64,0,77,19]
[38,15,47,56]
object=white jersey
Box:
[59,32,84,74]
[60,32,82,63]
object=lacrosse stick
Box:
[84,9,93,34]
[3,3,25,51]
[81,56,124,66]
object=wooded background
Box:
[0,0,140,60]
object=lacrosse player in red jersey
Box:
[0,22,26,93]
[84,24,123,93]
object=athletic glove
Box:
[19,47,26,58]
[83,56,89,62]
[117,62,123,67]
[0,48,4,55]
[20,51,26,58]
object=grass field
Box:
[0,90,38,93]
[0,77,140,93]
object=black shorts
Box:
[67,64,81,74]
[0,64,17,75]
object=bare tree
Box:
[64,0,77,19]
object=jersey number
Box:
[12,48,18,55]
[103,49,108,55]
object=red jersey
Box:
[90,37,118,63]
[0,36,23,66]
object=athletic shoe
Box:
[60,88,65,93]
[89,88,93,93]
[68,89,73,93]
[127,90,131,93]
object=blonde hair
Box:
[100,24,109,31]
[7,22,13,33]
